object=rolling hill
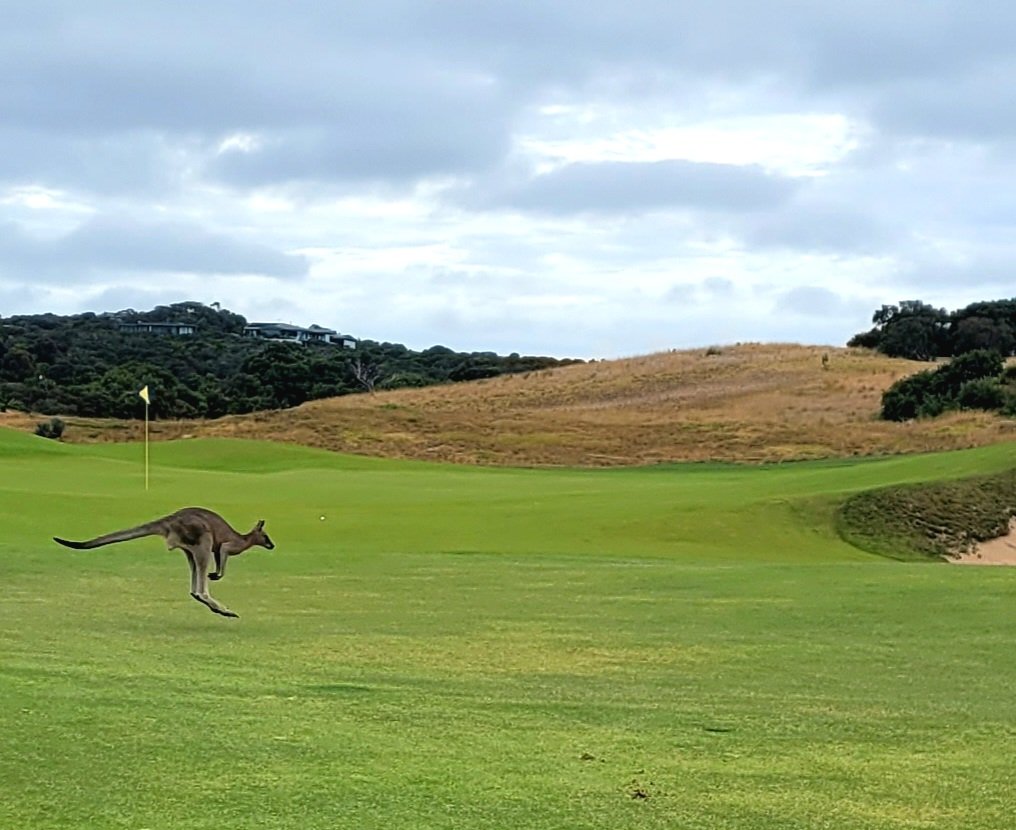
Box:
[4,343,1015,465]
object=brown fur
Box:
[54,507,274,618]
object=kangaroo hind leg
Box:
[187,537,239,618]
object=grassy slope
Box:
[2,429,1016,828]
[7,343,1015,466]
[840,470,1016,561]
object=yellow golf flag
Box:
[139,385,150,490]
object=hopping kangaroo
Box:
[53,507,274,618]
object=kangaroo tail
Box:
[53,520,165,550]
[53,537,91,549]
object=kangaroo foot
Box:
[190,592,237,618]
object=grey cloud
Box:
[780,286,853,314]
[0,279,44,312]
[6,5,1014,123]
[2,4,519,191]
[894,252,1016,291]
[209,115,509,188]
[0,128,185,196]
[792,6,1016,145]
[664,277,737,306]
[741,202,899,254]
[870,65,1016,141]
[770,286,879,346]
[4,1,1016,199]
[703,277,736,296]
[1,6,384,134]
[398,2,1016,136]
[468,160,797,215]
[801,4,1016,87]
[0,217,308,281]
[663,284,698,306]
[84,285,192,313]
[416,266,587,310]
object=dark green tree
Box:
[1,347,37,382]
[876,302,950,361]
[853,297,1016,359]
[951,316,1016,356]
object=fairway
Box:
[2,429,1015,829]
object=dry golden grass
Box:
[7,344,1016,466]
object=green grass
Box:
[2,428,1016,829]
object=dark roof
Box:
[244,322,339,336]
[120,321,195,329]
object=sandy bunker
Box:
[951,519,1016,566]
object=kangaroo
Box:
[53,507,274,618]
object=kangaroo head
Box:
[252,519,275,550]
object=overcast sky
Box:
[2,2,1014,357]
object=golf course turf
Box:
[1,427,1014,829]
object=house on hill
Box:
[243,322,357,348]
[118,321,197,336]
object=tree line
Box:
[0,302,580,419]
[849,298,1016,361]
[848,298,1016,421]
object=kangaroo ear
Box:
[256,520,265,530]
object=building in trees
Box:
[243,322,357,348]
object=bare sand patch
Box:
[950,519,1016,566]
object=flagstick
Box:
[139,385,151,491]
[144,399,150,491]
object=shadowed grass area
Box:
[2,429,1015,829]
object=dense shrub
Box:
[881,370,937,421]
[881,349,1008,421]
[956,378,1006,411]
[933,349,1004,393]
[34,417,65,440]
